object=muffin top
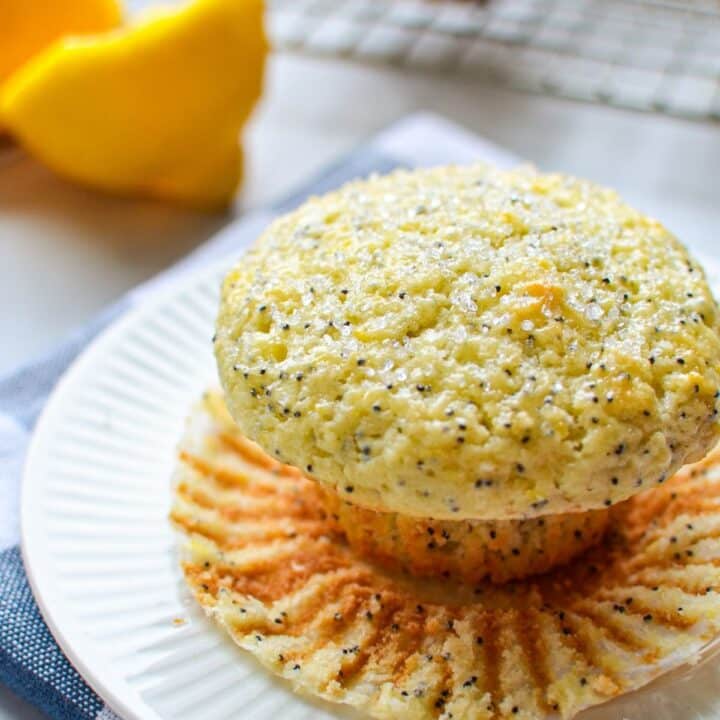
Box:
[215,165,720,520]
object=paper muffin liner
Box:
[171,391,720,720]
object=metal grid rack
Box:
[268,0,720,123]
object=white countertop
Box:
[2,52,719,717]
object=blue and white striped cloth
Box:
[0,114,516,720]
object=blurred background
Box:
[2,0,719,374]
[1,0,719,716]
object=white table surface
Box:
[2,52,719,718]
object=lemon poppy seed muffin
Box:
[215,164,720,521]
[322,489,610,584]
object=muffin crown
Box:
[216,165,720,519]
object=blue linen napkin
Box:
[0,113,517,720]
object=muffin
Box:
[173,390,720,720]
[176,164,720,719]
[215,165,720,526]
[323,489,610,584]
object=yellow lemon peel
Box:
[1,0,267,208]
[0,0,122,90]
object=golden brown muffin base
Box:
[323,491,609,584]
[172,391,720,720]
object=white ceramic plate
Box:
[21,254,720,720]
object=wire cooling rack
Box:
[267,0,720,123]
